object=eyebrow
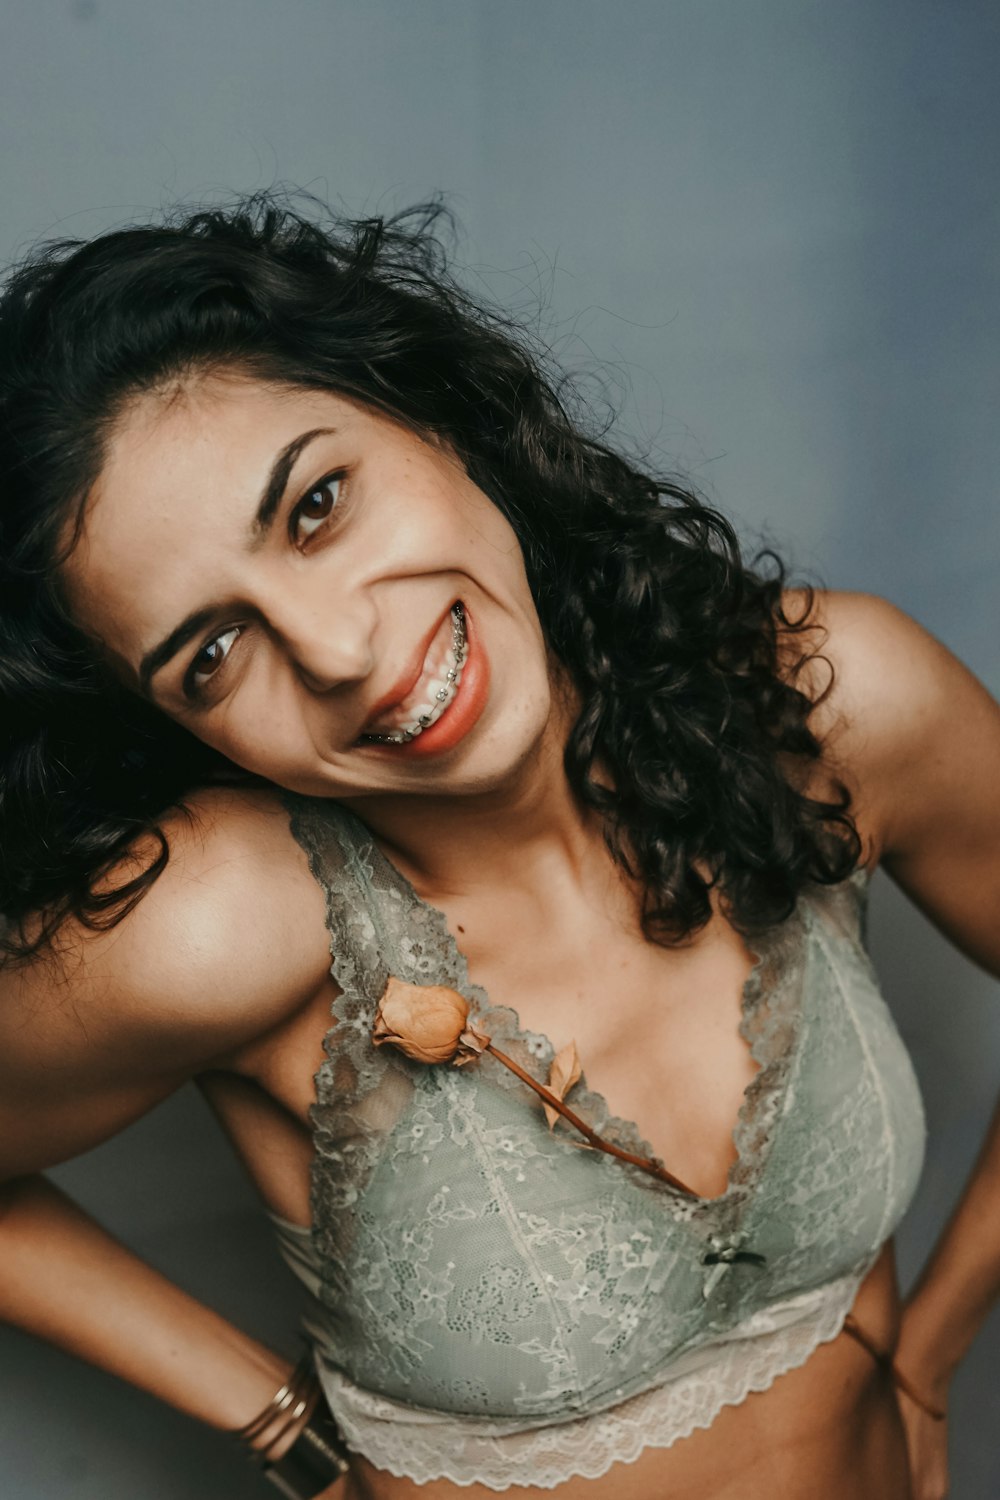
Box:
[249,427,335,544]
[137,426,334,697]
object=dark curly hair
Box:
[0,195,859,961]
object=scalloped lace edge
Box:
[311,795,814,1218]
[316,1263,874,1491]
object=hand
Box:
[896,1384,949,1500]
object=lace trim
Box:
[315,1263,876,1490]
[338,802,812,1222]
[279,792,875,1294]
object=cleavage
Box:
[444,896,763,1202]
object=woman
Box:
[0,198,997,1500]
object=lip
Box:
[360,602,458,735]
[360,603,489,759]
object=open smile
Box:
[360,603,467,744]
[357,601,490,758]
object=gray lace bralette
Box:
[271,792,926,1488]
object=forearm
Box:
[898,1093,1000,1386]
[0,1173,291,1432]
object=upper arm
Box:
[807,591,1000,976]
[0,785,332,1180]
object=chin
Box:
[388,701,555,807]
[438,689,562,799]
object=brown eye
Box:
[187,626,240,696]
[292,473,342,542]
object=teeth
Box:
[362,605,466,745]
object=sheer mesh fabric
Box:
[276,793,926,1487]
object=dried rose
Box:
[372,977,491,1065]
[371,980,698,1198]
[453,1020,492,1066]
[543,1040,583,1129]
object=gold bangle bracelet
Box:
[233,1352,318,1453]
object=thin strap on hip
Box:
[842,1313,946,1421]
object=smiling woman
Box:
[0,199,858,959]
[63,379,515,789]
[0,197,998,1500]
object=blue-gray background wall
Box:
[1,2,998,1496]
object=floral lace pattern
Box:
[299,1268,872,1489]
[280,794,926,1483]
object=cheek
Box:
[224,696,302,769]
[170,676,300,777]
[200,678,359,792]
[389,467,522,575]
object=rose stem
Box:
[485,1043,699,1199]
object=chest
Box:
[441,892,763,1201]
[252,803,930,1424]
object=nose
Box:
[268,592,376,694]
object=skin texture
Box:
[2,374,999,1499]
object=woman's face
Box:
[63,372,558,802]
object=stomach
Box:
[332,1242,913,1500]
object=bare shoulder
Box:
[796,588,996,791]
[792,588,967,739]
[0,783,332,1148]
[789,589,1000,969]
[93,782,332,1038]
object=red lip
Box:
[361,604,490,758]
[360,603,458,735]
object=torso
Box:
[9,591,995,1498]
[341,1254,912,1498]
[198,783,915,1499]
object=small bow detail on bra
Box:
[701,1231,767,1299]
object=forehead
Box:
[98,371,348,500]
[60,374,359,657]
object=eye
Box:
[291,471,343,543]
[185,625,241,699]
